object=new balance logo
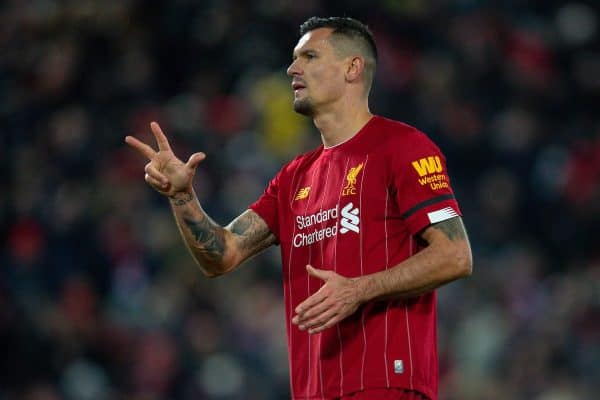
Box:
[295,186,310,200]
[340,202,359,234]
[411,156,442,177]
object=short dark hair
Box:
[299,17,378,61]
[299,17,378,92]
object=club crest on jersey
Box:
[295,186,311,201]
[342,162,363,196]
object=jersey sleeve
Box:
[249,172,281,243]
[392,131,462,236]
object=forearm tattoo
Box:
[183,215,225,262]
[431,216,467,241]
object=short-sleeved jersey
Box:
[249,116,461,400]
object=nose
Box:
[287,59,301,77]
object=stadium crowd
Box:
[1,1,598,399]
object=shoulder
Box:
[374,116,435,143]
[372,116,442,155]
[277,145,323,177]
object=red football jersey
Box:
[250,116,461,400]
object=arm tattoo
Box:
[170,192,194,206]
[183,215,225,262]
[229,211,275,254]
[230,212,255,236]
[431,216,467,241]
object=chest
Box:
[292,153,375,212]
[280,153,398,244]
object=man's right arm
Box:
[169,190,276,277]
[125,121,276,278]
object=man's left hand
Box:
[292,265,364,334]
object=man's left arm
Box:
[292,216,472,334]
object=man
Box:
[126,17,472,400]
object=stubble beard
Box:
[293,97,315,117]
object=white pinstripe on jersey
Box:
[406,238,415,390]
[286,163,304,397]
[317,161,332,399]
[384,186,390,387]
[334,156,350,397]
[358,155,369,390]
[303,166,319,399]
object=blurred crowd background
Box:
[1,0,599,399]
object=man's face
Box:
[287,28,347,116]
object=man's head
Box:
[287,17,378,116]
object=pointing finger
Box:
[150,121,172,152]
[125,136,156,160]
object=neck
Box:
[312,95,373,148]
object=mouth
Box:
[292,81,306,91]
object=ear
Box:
[345,56,365,83]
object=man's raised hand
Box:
[125,121,206,196]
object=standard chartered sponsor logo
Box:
[293,224,338,247]
[296,206,338,229]
[293,203,359,248]
[340,202,360,234]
